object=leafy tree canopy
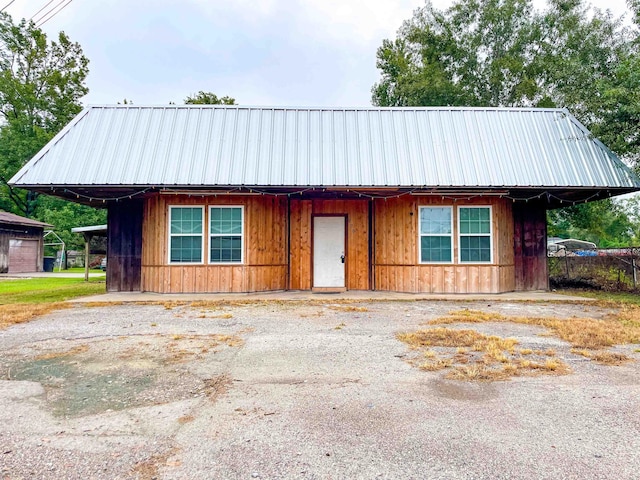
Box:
[184,91,236,105]
[548,199,636,247]
[36,196,106,253]
[0,12,105,260]
[0,11,89,217]
[372,0,640,246]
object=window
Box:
[209,206,243,263]
[419,207,452,263]
[458,206,492,263]
[169,206,203,263]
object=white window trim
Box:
[209,205,245,265]
[168,205,205,264]
[418,206,454,264]
[457,205,493,264]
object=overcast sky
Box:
[2,0,634,107]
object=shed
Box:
[9,105,640,293]
[0,212,52,274]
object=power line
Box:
[33,0,65,24]
[30,0,56,21]
[33,0,63,23]
[1,0,17,12]
[36,0,73,27]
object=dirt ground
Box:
[0,299,639,479]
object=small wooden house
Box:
[10,106,640,293]
[0,212,51,274]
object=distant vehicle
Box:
[100,257,107,271]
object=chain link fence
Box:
[548,246,640,291]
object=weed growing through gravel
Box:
[164,334,244,363]
[34,344,89,360]
[131,447,181,480]
[397,328,569,381]
[328,305,369,312]
[177,415,195,424]
[427,308,640,364]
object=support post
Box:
[83,233,92,282]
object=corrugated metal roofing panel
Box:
[9,105,640,190]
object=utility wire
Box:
[0,0,17,12]
[36,0,72,27]
[30,0,56,21]
[32,0,62,23]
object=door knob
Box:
[340,254,345,263]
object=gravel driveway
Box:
[0,299,639,479]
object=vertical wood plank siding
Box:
[288,198,370,290]
[139,193,538,294]
[373,196,516,293]
[107,200,143,291]
[141,194,288,293]
[513,201,548,291]
[290,199,370,290]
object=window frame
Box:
[208,205,245,265]
[418,206,454,264]
[168,205,205,264]
[457,205,493,264]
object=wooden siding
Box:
[373,196,516,293]
[137,192,533,294]
[107,200,143,292]
[289,199,369,290]
[141,194,288,293]
[513,201,548,291]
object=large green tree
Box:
[0,12,105,262]
[548,199,635,247]
[373,0,540,107]
[0,12,89,217]
[372,0,630,112]
[35,196,106,253]
[372,0,640,246]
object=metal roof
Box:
[71,224,107,235]
[0,211,52,229]
[9,105,640,191]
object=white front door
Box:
[313,216,345,288]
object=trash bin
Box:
[43,256,55,272]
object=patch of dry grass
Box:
[203,374,232,401]
[398,328,488,348]
[210,313,233,319]
[0,303,71,329]
[328,305,369,312]
[84,301,124,307]
[570,348,631,365]
[163,333,245,363]
[416,306,640,372]
[34,344,89,360]
[590,351,631,365]
[431,307,640,352]
[177,415,194,424]
[131,447,181,480]
[397,327,570,381]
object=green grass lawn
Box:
[557,289,640,305]
[0,277,105,304]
